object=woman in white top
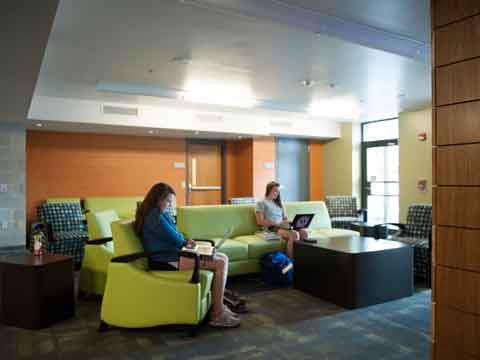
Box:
[255,181,308,258]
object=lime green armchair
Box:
[99,220,213,331]
[80,210,119,296]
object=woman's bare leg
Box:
[277,228,299,258]
[299,228,309,240]
[179,252,229,316]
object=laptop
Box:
[289,214,315,231]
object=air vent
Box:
[270,120,293,128]
[196,114,224,123]
[103,105,138,117]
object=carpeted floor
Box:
[0,276,431,360]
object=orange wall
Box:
[26,131,187,222]
[309,140,324,200]
[252,137,276,200]
[226,139,253,200]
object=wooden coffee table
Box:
[294,236,413,309]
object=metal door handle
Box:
[190,185,222,191]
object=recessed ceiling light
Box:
[194,130,200,135]
[148,130,154,134]
[300,79,316,88]
[35,123,43,127]
[237,135,243,139]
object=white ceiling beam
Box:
[180,0,430,62]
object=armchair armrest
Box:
[374,222,406,238]
[357,209,368,222]
[85,237,113,245]
[111,250,201,284]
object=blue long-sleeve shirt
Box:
[142,208,185,263]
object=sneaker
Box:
[223,305,239,319]
[209,311,241,328]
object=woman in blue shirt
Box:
[134,182,240,328]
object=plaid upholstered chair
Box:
[33,202,89,269]
[325,196,366,229]
[376,204,432,282]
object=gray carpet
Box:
[0,276,431,360]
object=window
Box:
[361,119,399,224]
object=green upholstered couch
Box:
[177,201,358,276]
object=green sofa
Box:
[177,201,358,276]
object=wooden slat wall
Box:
[433,1,480,359]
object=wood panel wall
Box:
[309,140,324,200]
[225,139,254,200]
[252,137,276,200]
[26,131,187,223]
[432,1,480,358]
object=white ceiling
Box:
[31,0,431,129]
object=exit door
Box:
[187,141,225,205]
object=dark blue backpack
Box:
[260,251,293,286]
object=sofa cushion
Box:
[199,239,248,262]
[234,235,285,259]
[177,204,258,239]
[311,228,359,239]
[284,202,332,229]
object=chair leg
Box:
[98,320,110,333]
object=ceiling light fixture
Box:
[309,97,361,120]
[35,123,43,127]
[300,79,316,88]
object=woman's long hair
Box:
[134,182,176,236]
[265,181,282,209]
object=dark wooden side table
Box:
[0,254,74,329]
[294,236,413,309]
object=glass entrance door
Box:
[362,140,399,224]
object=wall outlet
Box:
[0,184,8,193]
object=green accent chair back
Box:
[111,220,147,268]
[84,196,143,219]
[100,220,213,329]
[177,204,258,239]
